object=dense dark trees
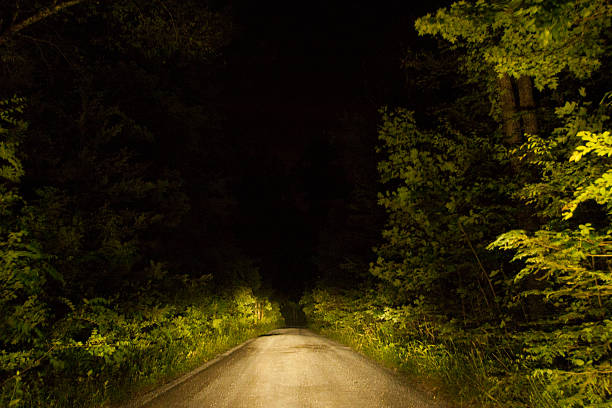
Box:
[1,1,611,407]
[303,1,611,407]
[0,2,285,406]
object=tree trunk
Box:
[515,75,544,319]
[517,75,538,135]
[498,73,521,145]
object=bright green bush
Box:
[301,288,523,406]
[489,95,612,407]
[1,278,284,407]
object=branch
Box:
[0,0,93,46]
[0,344,56,389]
[458,220,500,308]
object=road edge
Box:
[307,326,452,407]
[114,336,259,408]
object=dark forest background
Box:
[0,0,610,407]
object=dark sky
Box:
[215,0,448,297]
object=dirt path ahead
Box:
[142,328,445,408]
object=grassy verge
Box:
[309,323,531,408]
[1,287,284,408]
[107,321,282,407]
[299,281,562,408]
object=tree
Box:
[0,0,232,61]
[0,97,61,405]
[372,107,512,319]
[416,0,612,143]
[489,94,612,407]
[413,1,612,405]
[0,0,91,46]
[415,0,612,90]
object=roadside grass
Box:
[106,322,281,406]
[107,322,280,406]
[1,290,284,408]
[8,321,282,408]
[311,324,536,408]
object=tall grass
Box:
[106,319,281,406]
[300,287,578,407]
[308,320,539,408]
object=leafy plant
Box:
[489,95,611,406]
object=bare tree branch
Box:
[0,0,93,46]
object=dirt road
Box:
[141,328,445,408]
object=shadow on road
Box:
[258,327,308,337]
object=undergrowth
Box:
[301,289,575,408]
[1,284,284,408]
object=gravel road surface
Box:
[142,328,445,408]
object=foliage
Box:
[301,288,527,406]
[372,106,512,319]
[415,0,612,90]
[105,0,233,59]
[489,95,612,406]
[25,99,191,297]
[0,99,284,408]
[0,274,283,407]
[0,97,56,407]
[304,1,612,407]
[0,96,51,351]
[0,0,233,60]
[0,2,284,407]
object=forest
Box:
[0,0,610,407]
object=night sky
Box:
[215,0,448,297]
